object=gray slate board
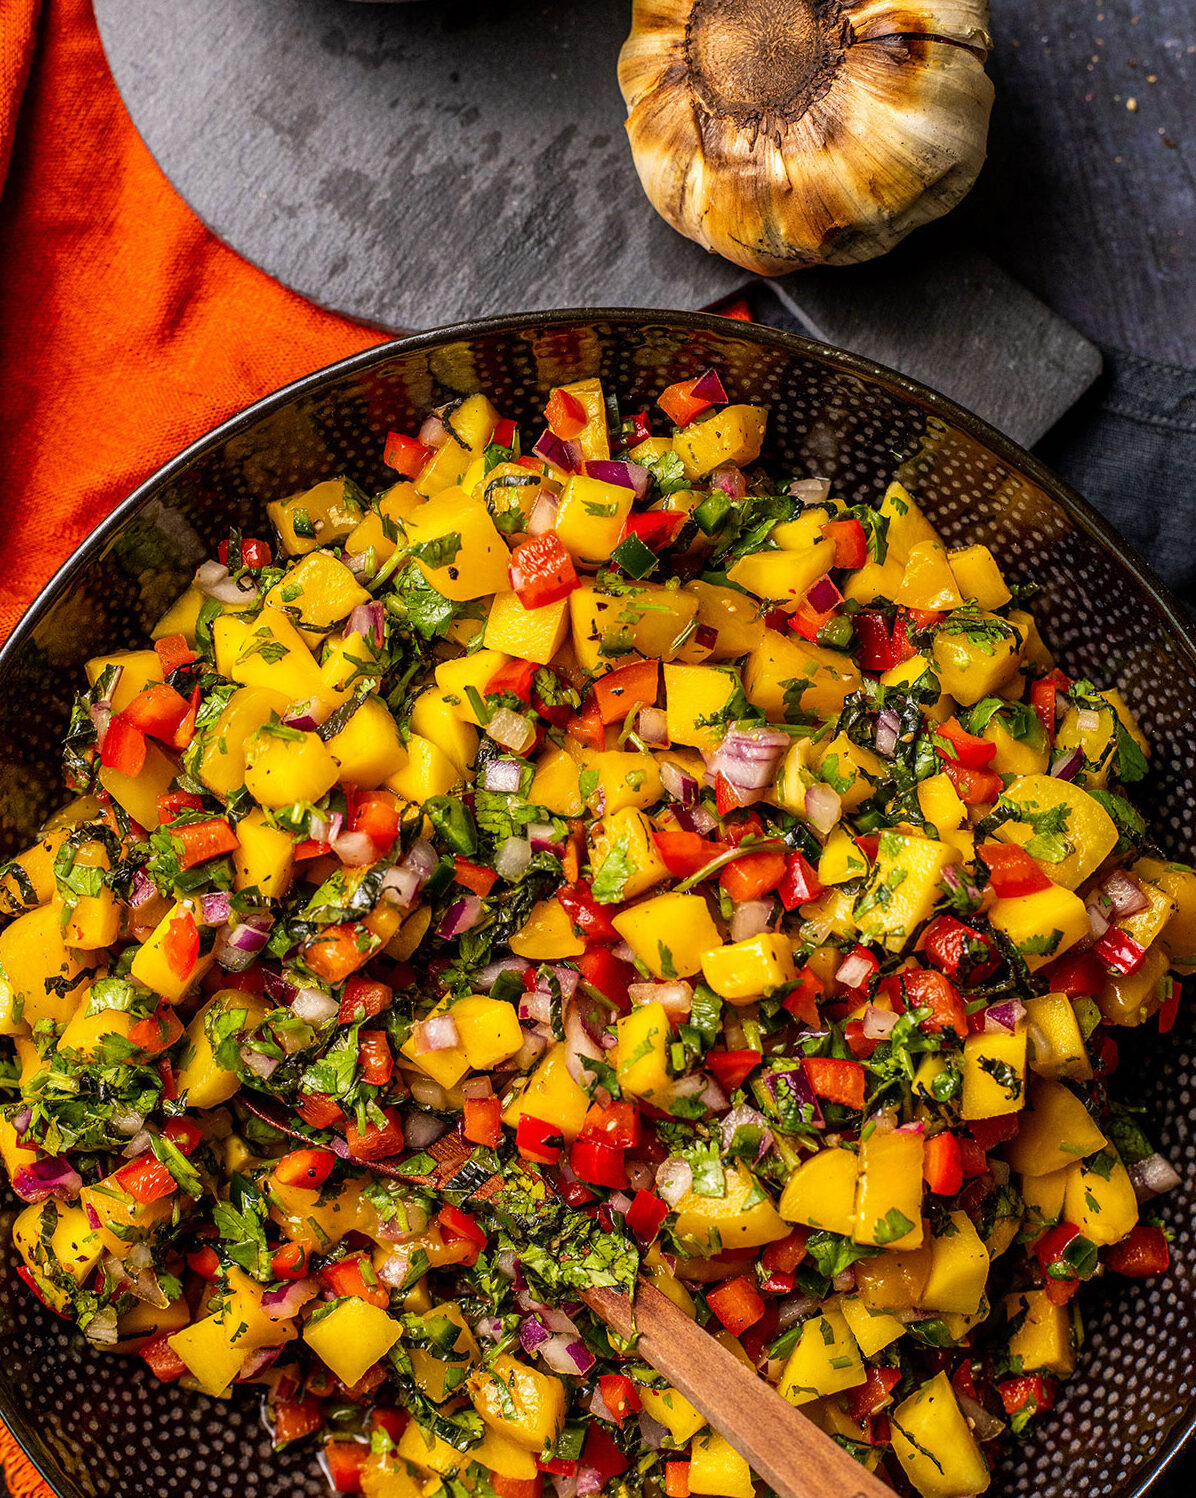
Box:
[94,0,1100,447]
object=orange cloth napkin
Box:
[0,0,387,1489]
[0,0,388,645]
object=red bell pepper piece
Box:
[320,1252,389,1309]
[761,1229,809,1275]
[897,968,969,1036]
[978,842,1052,897]
[921,914,999,985]
[271,1397,325,1449]
[998,1375,1057,1417]
[173,817,239,870]
[1158,974,1181,1034]
[935,715,998,769]
[618,511,686,550]
[345,1108,405,1163]
[566,696,606,751]
[837,943,880,993]
[580,1100,642,1148]
[788,595,837,643]
[351,792,401,853]
[853,611,897,672]
[296,1091,345,1129]
[577,946,634,1010]
[705,1274,765,1336]
[941,757,1003,806]
[922,1132,964,1196]
[439,1203,488,1248]
[657,377,715,428]
[492,417,518,450]
[115,1118,201,1204]
[128,1004,184,1056]
[154,632,197,675]
[324,1440,369,1493]
[163,910,200,981]
[821,518,868,570]
[1045,949,1105,998]
[486,657,536,704]
[705,1049,763,1091]
[969,1113,1020,1150]
[1105,1223,1170,1277]
[140,1332,188,1382]
[846,1366,902,1421]
[593,658,660,725]
[802,1056,866,1109]
[652,830,727,880]
[509,532,579,609]
[339,975,393,1025]
[453,857,498,897]
[157,789,204,823]
[582,1425,629,1481]
[357,1029,393,1087]
[383,430,433,478]
[664,1463,691,1498]
[624,1189,669,1242]
[491,1478,543,1498]
[516,1114,562,1164]
[274,1148,337,1190]
[781,965,825,1027]
[122,683,193,744]
[1093,927,1147,975]
[598,1374,642,1423]
[569,1136,627,1189]
[958,1138,988,1178]
[557,881,621,941]
[1030,677,1058,742]
[546,388,587,439]
[272,1241,308,1281]
[100,715,146,777]
[719,849,787,902]
[463,1094,504,1148]
[778,850,823,910]
[185,1242,220,1280]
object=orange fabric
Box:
[0,0,388,643]
[0,0,386,1488]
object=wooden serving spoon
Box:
[582,1280,891,1498]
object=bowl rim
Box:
[1,306,1192,1498]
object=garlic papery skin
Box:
[619,0,995,274]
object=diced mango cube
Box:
[303,1296,403,1387]
[611,892,721,978]
[700,933,795,1002]
[778,1307,866,1406]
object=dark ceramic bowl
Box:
[0,311,1192,1498]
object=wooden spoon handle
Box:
[582,1281,890,1498]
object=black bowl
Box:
[0,310,1192,1498]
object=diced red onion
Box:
[419,413,449,449]
[788,477,831,503]
[533,430,582,474]
[283,699,329,731]
[121,1129,153,1159]
[488,707,536,755]
[538,1333,595,1376]
[462,1076,493,1101]
[519,990,553,1025]
[495,837,532,881]
[720,1105,773,1160]
[402,1110,450,1150]
[1077,708,1102,733]
[777,1294,821,1332]
[765,1067,823,1128]
[672,804,718,835]
[575,1470,603,1498]
[520,1314,552,1354]
[438,895,484,939]
[377,1249,415,1288]
[380,866,421,909]
[292,988,339,1024]
[589,1386,617,1423]
[984,998,1026,1033]
[805,783,841,834]
[198,890,232,925]
[84,1306,120,1347]
[836,950,875,990]
[1050,746,1084,781]
[12,1157,81,1204]
[564,998,605,1086]
[528,822,565,856]
[584,460,651,500]
[709,465,747,500]
[215,914,272,972]
[626,1159,656,1193]
[875,707,901,759]
[668,1072,730,1114]
[1086,902,1110,941]
[415,1012,461,1052]
[240,1046,279,1080]
[195,559,259,605]
[1128,1152,1182,1202]
[483,758,524,793]
[11,1105,32,1140]
[544,964,581,1002]
[409,1074,451,1110]
[707,726,791,791]
[957,1392,1006,1443]
[627,980,692,1018]
[333,830,377,868]
[806,574,842,614]
[730,899,774,943]
[476,1316,504,1341]
[655,1158,694,1207]
[260,1278,318,1319]
[1102,869,1148,918]
[346,600,385,650]
[308,811,343,846]
[552,1474,579,1498]
[528,492,559,537]
[861,1004,900,1040]
[475,956,531,990]
[128,868,156,908]
[660,761,699,806]
[832,1268,857,1293]
[689,368,728,403]
[637,707,669,747]
[511,1030,549,1070]
[403,838,439,881]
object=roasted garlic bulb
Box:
[619,0,995,274]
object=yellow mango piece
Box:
[614,1000,672,1101]
[921,1211,989,1314]
[0,904,87,1033]
[414,395,499,497]
[688,1430,755,1498]
[931,610,1023,705]
[1025,992,1091,1081]
[838,1296,904,1357]
[243,724,339,809]
[58,994,134,1058]
[590,806,669,901]
[501,1043,590,1140]
[469,1354,566,1451]
[451,994,523,1070]
[474,1428,537,1481]
[13,1201,103,1303]
[529,745,583,816]
[856,1245,932,1311]
[817,827,869,886]
[213,610,327,704]
[1019,1167,1069,1239]
[484,590,569,665]
[99,739,177,831]
[854,1129,924,1248]
[1005,1078,1107,1176]
[662,663,741,752]
[0,828,67,916]
[896,542,963,612]
[948,544,1012,610]
[319,628,388,706]
[304,1296,403,1388]
[410,688,478,775]
[701,932,795,1002]
[53,839,119,951]
[195,685,293,799]
[686,580,765,659]
[326,697,408,789]
[961,1024,1028,1120]
[639,1383,707,1443]
[1098,943,1170,1026]
[401,996,470,1091]
[778,1147,858,1236]
[854,830,958,952]
[673,405,767,479]
[554,475,634,564]
[79,1173,175,1257]
[272,1178,379,1254]
[982,715,1049,776]
[386,735,461,802]
[434,650,511,726]
[269,477,367,556]
[890,1372,990,1498]
[405,487,510,601]
[727,541,835,605]
[612,891,721,978]
[779,1307,866,1405]
[994,774,1117,891]
[879,481,940,561]
[556,377,610,460]
[232,806,295,899]
[1063,1150,1138,1246]
[917,772,965,834]
[614,583,701,664]
[176,989,271,1106]
[743,629,860,722]
[815,733,885,813]
[987,885,1089,972]
[1004,1289,1075,1375]
[674,1159,787,1252]
[1116,876,1175,952]
[85,649,164,712]
[510,898,585,959]
[265,551,370,640]
[361,1452,431,1498]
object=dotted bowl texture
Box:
[0,311,1191,1498]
